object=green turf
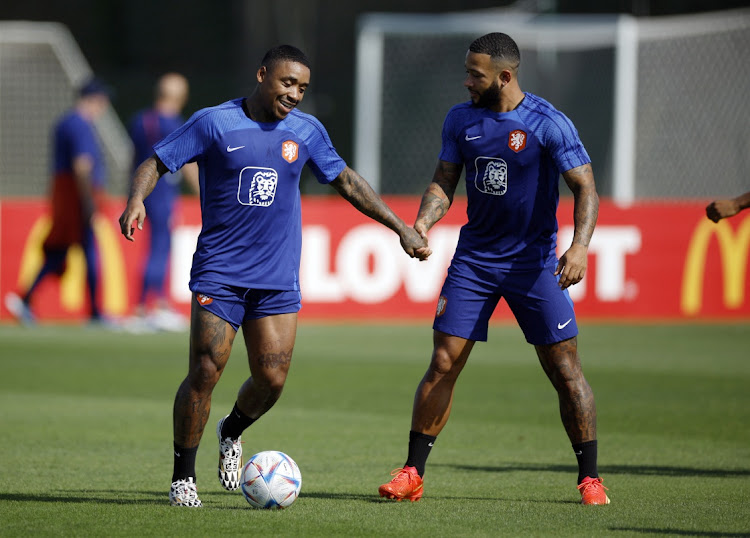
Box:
[1,322,749,536]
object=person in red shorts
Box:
[5,79,111,324]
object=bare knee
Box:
[428,346,466,380]
[187,351,225,394]
[256,367,288,399]
[536,339,592,396]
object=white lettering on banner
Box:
[301,224,460,304]
[337,225,402,303]
[558,225,642,302]
[171,225,201,302]
[171,223,641,306]
[401,227,461,301]
[169,223,460,305]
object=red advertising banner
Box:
[1,196,749,322]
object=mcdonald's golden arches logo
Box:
[681,216,750,315]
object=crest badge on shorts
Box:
[436,295,447,317]
[282,140,299,163]
[196,293,213,305]
[508,129,527,153]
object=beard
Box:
[475,80,501,109]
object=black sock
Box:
[172,443,199,482]
[573,440,598,484]
[405,430,436,477]
[220,402,256,440]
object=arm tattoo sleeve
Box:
[331,167,405,233]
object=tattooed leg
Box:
[535,337,597,443]
[173,299,236,447]
[236,313,298,419]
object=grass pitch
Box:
[0,322,749,536]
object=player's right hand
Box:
[400,226,431,261]
[412,222,432,261]
[118,199,146,242]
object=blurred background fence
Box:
[0,7,748,200]
[0,22,132,196]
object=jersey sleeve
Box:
[299,115,346,184]
[438,107,463,164]
[154,108,213,173]
[540,111,591,174]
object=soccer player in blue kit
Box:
[378,33,610,505]
[118,45,428,507]
[127,73,197,331]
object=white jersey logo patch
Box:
[238,166,278,207]
[474,156,508,196]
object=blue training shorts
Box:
[433,257,578,345]
[191,281,301,331]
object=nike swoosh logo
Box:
[574,450,583,456]
[465,135,482,141]
[227,145,245,152]
[428,442,434,447]
[557,319,573,330]
[174,451,181,457]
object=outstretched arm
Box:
[414,160,462,237]
[118,154,169,241]
[330,166,429,259]
[706,191,750,222]
[557,163,599,290]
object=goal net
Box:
[0,21,132,197]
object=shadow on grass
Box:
[433,462,750,478]
[1,488,579,507]
[0,490,165,505]
[609,528,750,537]
[300,490,578,505]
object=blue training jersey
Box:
[154,98,346,291]
[439,92,590,269]
[53,110,107,188]
[129,109,185,205]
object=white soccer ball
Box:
[240,451,302,509]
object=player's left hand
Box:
[555,243,588,290]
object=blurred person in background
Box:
[5,78,112,325]
[706,191,750,222]
[118,45,429,507]
[378,32,609,506]
[126,72,198,333]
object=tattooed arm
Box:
[556,163,599,290]
[118,154,169,241]
[414,160,462,237]
[331,166,429,259]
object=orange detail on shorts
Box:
[282,140,299,163]
[196,293,213,305]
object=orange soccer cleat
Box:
[577,476,610,505]
[378,466,424,502]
